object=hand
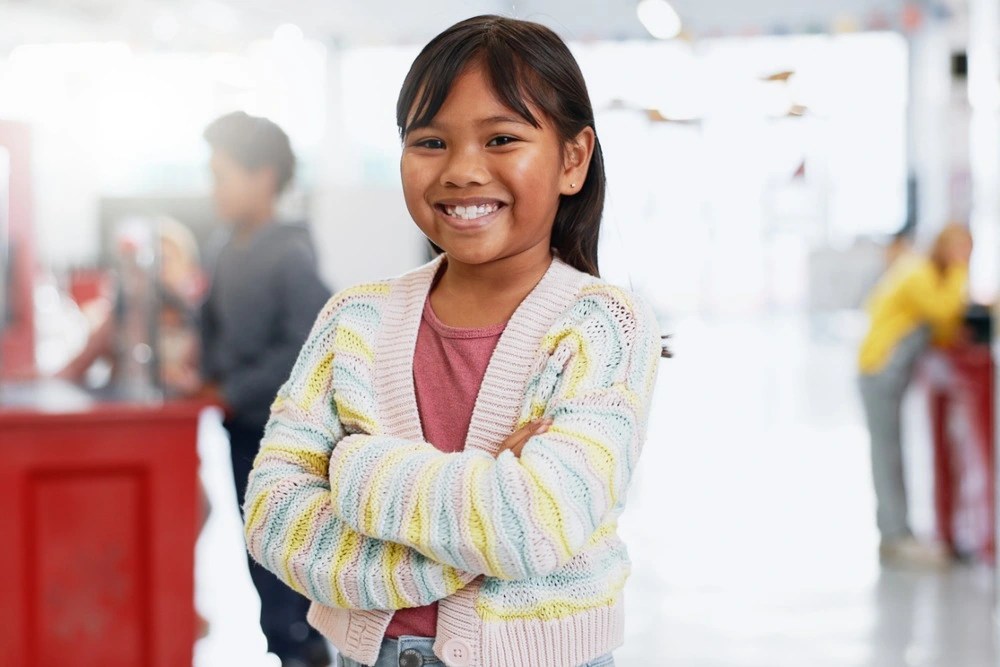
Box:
[163,364,202,396]
[195,382,230,415]
[495,418,553,458]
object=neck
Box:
[432,242,554,326]
[445,243,551,292]
[234,206,275,239]
[930,256,949,275]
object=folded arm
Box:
[328,293,662,580]
[243,295,476,609]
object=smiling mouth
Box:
[436,201,505,221]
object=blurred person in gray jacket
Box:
[201,111,331,667]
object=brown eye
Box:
[487,135,518,147]
[414,138,445,149]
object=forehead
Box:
[209,150,235,169]
[409,63,541,130]
[210,150,255,176]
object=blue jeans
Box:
[336,635,614,667]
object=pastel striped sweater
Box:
[244,254,661,667]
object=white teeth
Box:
[443,203,500,221]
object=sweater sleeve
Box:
[903,266,969,326]
[326,291,662,580]
[902,264,968,345]
[243,293,476,609]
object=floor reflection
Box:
[193,313,998,667]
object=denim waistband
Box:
[394,635,440,664]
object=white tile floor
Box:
[192,313,999,667]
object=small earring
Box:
[570,183,577,188]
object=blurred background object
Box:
[1,1,999,666]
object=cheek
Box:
[400,158,433,215]
[506,152,562,215]
[215,178,239,201]
[401,155,431,186]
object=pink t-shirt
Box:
[384,297,507,639]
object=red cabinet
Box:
[926,345,995,561]
[0,392,203,667]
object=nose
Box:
[440,145,491,188]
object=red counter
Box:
[0,383,205,667]
[926,345,995,561]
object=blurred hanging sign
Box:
[680,0,951,41]
[761,70,795,83]
[605,98,703,125]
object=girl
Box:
[244,15,664,667]
[859,223,972,569]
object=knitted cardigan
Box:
[244,253,661,667]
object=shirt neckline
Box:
[421,297,508,340]
[372,252,588,454]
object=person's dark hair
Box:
[203,111,296,194]
[396,15,605,278]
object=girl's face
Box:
[401,64,591,267]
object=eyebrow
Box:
[479,115,531,126]
[417,114,532,131]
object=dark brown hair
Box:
[396,15,605,277]
[204,111,296,194]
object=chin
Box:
[435,244,501,265]
[421,230,489,263]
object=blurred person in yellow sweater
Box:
[859,223,972,569]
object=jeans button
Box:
[399,648,424,667]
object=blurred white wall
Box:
[5,8,995,307]
[310,186,426,289]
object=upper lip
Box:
[434,197,507,208]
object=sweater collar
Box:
[372,252,588,451]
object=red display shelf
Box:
[0,383,207,667]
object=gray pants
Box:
[858,327,932,541]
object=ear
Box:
[560,126,596,196]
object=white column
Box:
[966,0,1000,595]
[968,0,1000,303]
[906,24,952,246]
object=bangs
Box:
[397,23,557,138]
[395,15,607,280]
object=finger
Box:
[511,419,553,457]
[500,432,532,454]
[499,420,545,452]
[500,417,552,451]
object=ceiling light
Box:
[637,0,683,40]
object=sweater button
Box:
[399,648,424,667]
[442,639,471,667]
